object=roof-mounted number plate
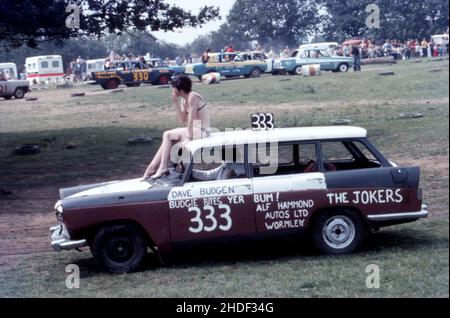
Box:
[251,113,275,131]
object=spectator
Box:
[382,40,392,56]
[226,45,235,53]
[421,39,428,58]
[267,47,279,59]
[280,46,292,58]
[351,45,361,72]
[201,49,211,64]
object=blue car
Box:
[274,49,354,75]
[185,52,268,80]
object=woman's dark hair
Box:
[172,75,192,93]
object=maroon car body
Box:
[50,126,428,273]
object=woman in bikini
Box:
[143,75,211,180]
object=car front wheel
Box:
[91,224,147,274]
[105,79,120,90]
[338,63,349,73]
[14,88,26,99]
[313,210,364,255]
[292,66,302,75]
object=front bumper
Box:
[50,224,87,252]
[367,204,429,222]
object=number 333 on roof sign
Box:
[251,113,275,131]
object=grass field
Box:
[0,59,448,297]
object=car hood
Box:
[62,179,153,200]
[59,178,177,210]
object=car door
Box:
[168,147,256,242]
[318,50,334,70]
[250,142,327,233]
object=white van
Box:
[25,55,64,85]
[299,42,339,55]
[0,63,18,80]
[86,59,105,78]
[432,34,449,46]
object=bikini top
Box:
[186,92,207,114]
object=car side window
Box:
[189,146,247,182]
[250,142,318,177]
[320,140,382,172]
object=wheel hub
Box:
[323,216,355,249]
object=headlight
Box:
[54,200,63,221]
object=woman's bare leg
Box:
[143,145,163,178]
[152,128,189,178]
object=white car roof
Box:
[186,126,367,153]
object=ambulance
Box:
[25,55,64,85]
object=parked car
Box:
[274,48,354,75]
[92,61,174,89]
[185,52,268,80]
[50,126,428,273]
[0,78,31,100]
[239,51,275,73]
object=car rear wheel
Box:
[313,210,364,255]
[249,67,262,78]
[338,63,349,73]
[91,224,147,274]
[158,75,171,85]
[14,88,26,99]
[105,79,120,90]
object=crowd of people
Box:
[334,37,449,60]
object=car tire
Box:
[105,79,120,90]
[157,75,171,85]
[313,209,364,255]
[292,66,302,76]
[14,88,26,99]
[91,224,147,274]
[338,63,349,73]
[249,68,262,78]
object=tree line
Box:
[1,0,448,68]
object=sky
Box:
[152,0,237,45]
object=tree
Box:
[0,0,220,49]
[225,0,321,49]
[322,0,449,42]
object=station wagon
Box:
[50,126,428,273]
